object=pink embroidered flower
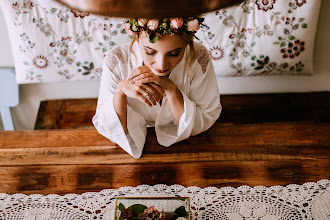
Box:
[295,0,306,7]
[138,18,148,27]
[12,2,20,10]
[255,0,276,12]
[125,23,134,36]
[26,1,34,10]
[147,19,159,31]
[70,9,89,18]
[209,46,225,61]
[187,19,200,32]
[170,18,184,29]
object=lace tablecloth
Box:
[0,180,329,219]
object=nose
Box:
[156,54,167,70]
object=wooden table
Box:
[0,121,329,195]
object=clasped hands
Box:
[117,66,175,107]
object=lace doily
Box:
[0,180,329,220]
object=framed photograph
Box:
[114,197,191,220]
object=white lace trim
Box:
[0,179,329,219]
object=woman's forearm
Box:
[113,81,128,133]
[166,84,184,123]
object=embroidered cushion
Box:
[0,0,321,83]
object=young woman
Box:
[93,17,221,158]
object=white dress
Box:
[92,41,222,158]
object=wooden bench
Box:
[0,92,329,195]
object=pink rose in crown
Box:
[125,23,134,36]
[170,18,184,29]
[147,19,159,31]
[187,19,200,32]
[138,18,148,27]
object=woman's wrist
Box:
[115,80,127,97]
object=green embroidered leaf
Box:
[302,23,307,28]
[83,66,91,71]
[260,55,265,59]
[102,47,108,52]
[284,29,290,35]
[293,24,299,30]
[90,62,94,69]
[51,8,57,13]
[289,36,296,40]
[255,66,264,70]
[78,69,82,72]
[257,60,264,65]
[251,63,255,67]
[264,56,269,64]
[278,37,283,41]
[83,71,91,75]
[175,206,188,217]
[73,50,77,54]
[280,42,286,47]
[109,41,116,46]
[76,62,81,66]
[84,61,89,64]
[98,42,104,46]
[118,203,125,212]
[251,42,256,47]
[299,18,305,22]
[290,66,295,71]
[251,56,257,61]
[23,61,29,65]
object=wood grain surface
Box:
[1,122,329,195]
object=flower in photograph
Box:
[187,19,200,31]
[255,0,276,12]
[70,9,89,18]
[209,46,225,61]
[170,18,184,29]
[147,19,159,31]
[295,0,307,7]
[32,55,48,69]
[12,2,20,10]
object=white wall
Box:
[0,0,330,130]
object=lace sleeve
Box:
[103,45,129,71]
[194,42,211,73]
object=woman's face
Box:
[138,32,187,76]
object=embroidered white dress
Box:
[93,41,222,158]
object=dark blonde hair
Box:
[129,32,196,71]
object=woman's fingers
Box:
[148,83,166,97]
[128,66,151,80]
[141,83,163,103]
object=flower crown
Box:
[124,17,204,43]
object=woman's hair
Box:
[129,32,196,71]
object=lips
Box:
[154,68,169,74]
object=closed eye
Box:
[168,51,181,57]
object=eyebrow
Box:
[143,46,183,52]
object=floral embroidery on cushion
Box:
[255,0,276,12]
[33,55,49,69]
[209,46,225,61]
[70,9,90,18]
[295,0,307,7]
[280,39,305,59]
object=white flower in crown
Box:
[138,18,148,27]
[187,19,200,32]
[147,19,159,31]
[125,22,134,36]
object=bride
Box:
[93,17,222,158]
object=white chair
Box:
[0,68,19,130]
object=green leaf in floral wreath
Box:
[284,29,290,35]
[127,204,147,217]
[149,34,158,43]
[51,8,57,13]
[302,23,307,28]
[174,206,188,217]
[280,42,286,47]
[289,36,295,40]
[293,24,299,30]
[118,203,125,212]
